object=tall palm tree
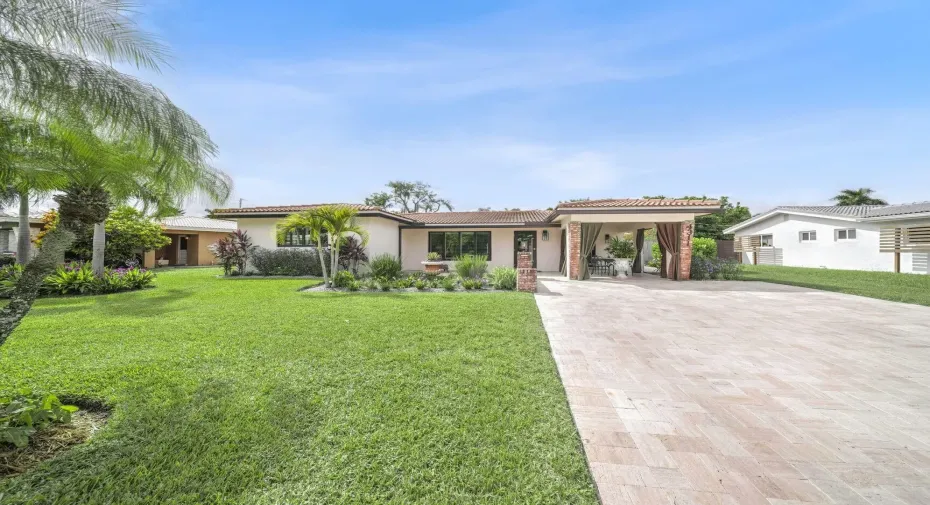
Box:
[278,209,330,286]
[317,205,368,284]
[831,188,888,206]
[0,1,226,345]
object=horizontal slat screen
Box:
[733,235,761,252]
[880,226,930,252]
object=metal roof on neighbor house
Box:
[160,216,237,232]
[762,205,883,218]
[864,201,930,218]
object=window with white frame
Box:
[760,234,773,247]
[835,228,857,241]
[799,230,817,242]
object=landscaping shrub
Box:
[489,267,517,290]
[393,276,415,289]
[0,256,14,268]
[209,230,256,275]
[332,270,355,288]
[376,277,392,291]
[606,237,636,259]
[690,256,743,280]
[360,278,378,291]
[454,254,488,279]
[346,280,361,292]
[426,251,441,261]
[1,391,78,448]
[43,263,155,295]
[461,278,483,290]
[442,277,457,291]
[338,236,369,275]
[648,242,662,269]
[692,237,717,260]
[250,247,328,276]
[415,279,428,290]
[369,254,403,280]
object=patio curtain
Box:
[656,223,681,280]
[579,223,602,280]
[632,228,645,274]
[559,228,567,275]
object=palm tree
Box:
[86,141,231,275]
[0,1,226,345]
[278,209,331,286]
[317,205,369,284]
[831,188,888,206]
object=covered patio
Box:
[548,199,721,281]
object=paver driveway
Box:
[536,275,930,505]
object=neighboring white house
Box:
[723,202,930,274]
[211,198,722,280]
[0,211,46,260]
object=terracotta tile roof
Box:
[211,203,383,214]
[400,210,554,225]
[556,198,721,209]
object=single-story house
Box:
[723,202,930,274]
[143,216,237,267]
[0,212,46,260]
[211,198,722,280]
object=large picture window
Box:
[429,231,491,260]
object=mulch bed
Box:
[1,410,109,478]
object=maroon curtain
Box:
[656,223,681,280]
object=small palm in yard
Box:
[317,205,369,286]
[278,209,331,285]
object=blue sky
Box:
[136,0,930,214]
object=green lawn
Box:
[0,269,597,504]
[743,264,930,306]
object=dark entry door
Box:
[514,231,537,268]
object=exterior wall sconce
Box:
[542,230,550,241]
[604,234,611,242]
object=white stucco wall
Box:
[734,214,928,273]
[400,227,561,272]
[233,215,400,273]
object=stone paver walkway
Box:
[536,275,930,505]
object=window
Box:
[278,228,327,247]
[799,231,817,242]
[836,228,857,240]
[428,231,491,260]
[760,234,773,247]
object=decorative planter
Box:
[157,259,170,267]
[421,261,444,274]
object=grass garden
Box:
[0,268,597,504]
[742,264,930,307]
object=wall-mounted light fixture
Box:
[542,230,550,241]
[604,234,611,242]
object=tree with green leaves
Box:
[278,208,331,286]
[365,181,452,212]
[831,188,887,206]
[0,0,228,346]
[316,205,368,285]
[694,196,751,240]
[66,206,171,266]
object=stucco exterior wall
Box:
[233,216,400,273]
[734,214,928,274]
[400,227,561,272]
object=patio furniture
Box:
[587,256,617,276]
[613,258,632,277]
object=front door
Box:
[178,236,188,266]
[514,231,537,268]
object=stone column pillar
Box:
[568,222,581,280]
[517,252,537,292]
[679,221,694,280]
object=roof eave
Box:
[723,210,862,235]
[863,212,930,222]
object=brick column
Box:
[678,220,694,280]
[568,222,581,280]
[517,252,537,292]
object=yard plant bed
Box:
[743,264,930,307]
[0,268,596,504]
